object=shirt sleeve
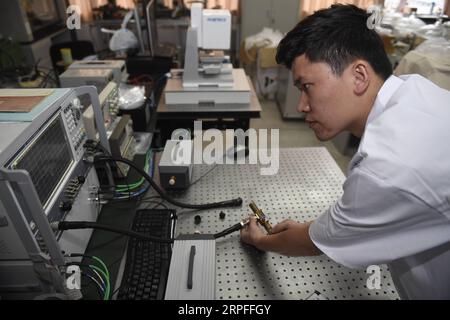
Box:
[309,166,450,269]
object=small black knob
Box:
[60,201,72,212]
[219,211,226,220]
[77,176,86,184]
[194,215,201,225]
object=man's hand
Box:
[240,217,266,249]
[240,217,322,257]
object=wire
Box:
[94,156,243,210]
[135,195,164,211]
[139,195,163,202]
[90,268,107,293]
[213,221,247,239]
[113,184,150,200]
[140,200,168,210]
[152,200,168,209]
[69,254,109,276]
[38,69,58,88]
[85,139,132,199]
[81,273,105,299]
[189,147,248,187]
[116,149,154,192]
[189,164,219,187]
[66,263,109,300]
[90,264,110,300]
[54,221,174,243]
[85,139,151,200]
[68,254,111,300]
[114,155,132,201]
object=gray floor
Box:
[251,99,354,175]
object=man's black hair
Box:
[276,4,393,80]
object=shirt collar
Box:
[366,75,404,125]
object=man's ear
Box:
[352,61,370,96]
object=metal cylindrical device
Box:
[249,201,272,234]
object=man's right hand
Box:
[240,217,322,257]
[240,216,266,249]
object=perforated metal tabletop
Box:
[151,147,400,300]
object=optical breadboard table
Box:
[150,147,400,300]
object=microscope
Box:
[164,3,251,105]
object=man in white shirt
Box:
[240,4,450,299]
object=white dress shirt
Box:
[309,74,450,299]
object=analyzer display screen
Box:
[11,114,73,207]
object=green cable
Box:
[91,256,110,300]
[67,254,111,299]
[116,180,143,191]
[89,265,110,300]
[92,256,110,281]
[116,150,152,192]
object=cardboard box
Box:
[258,47,279,68]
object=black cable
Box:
[115,156,132,201]
[84,140,115,191]
[86,140,148,203]
[189,147,248,187]
[152,200,168,210]
[57,216,242,242]
[86,139,134,200]
[38,70,51,88]
[213,221,246,239]
[139,195,163,202]
[189,164,219,187]
[53,221,174,243]
[86,140,242,209]
[94,156,243,210]
[38,69,58,88]
[140,200,168,210]
[68,253,106,265]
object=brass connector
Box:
[249,201,272,234]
